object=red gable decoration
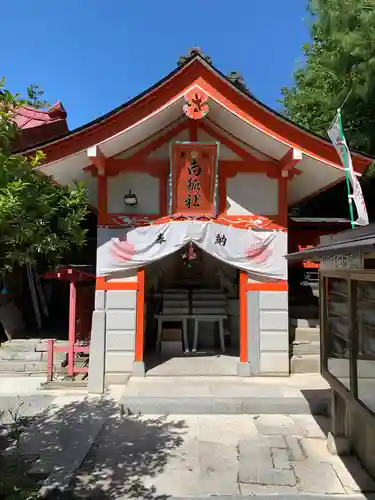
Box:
[170,142,219,217]
[183,88,209,119]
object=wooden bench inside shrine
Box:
[155,289,228,354]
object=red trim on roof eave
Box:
[26,58,372,173]
[194,72,370,174]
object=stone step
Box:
[41,350,67,362]
[0,339,67,353]
[120,394,329,415]
[0,340,71,375]
[292,327,320,342]
[0,339,42,352]
[291,354,321,374]
[0,350,42,361]
[292,341,321,355]
[119,377,330,416]
[0,355,87,375]
[290,318,319,328]
[0,360,48,373]
[35,340,56,352]
[0,347,66,361]
[0,371,47,378]
[41,380,88,390]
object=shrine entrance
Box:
[98,218,286,379]
[142,243,241,376]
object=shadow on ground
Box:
[302,388,331,416]
[71,411,187,500]
[1,396,188,500]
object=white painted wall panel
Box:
[107,172,160,214]
[226,173,277,215]
[106,270,138,283]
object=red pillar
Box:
[68,280,77,378]
[239,270,248,363]
[135,268,145,362]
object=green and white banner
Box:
[328,110,369,226]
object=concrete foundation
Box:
[132,361,146,377]
[237,361,251,377]
[88,288,137,393]
[329,387,375,478]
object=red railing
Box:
[47,339,90,381]
[43,267,95,382]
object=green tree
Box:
[26,83,50,108]
[0,78,89,273]
[281,0,375,158]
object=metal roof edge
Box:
[286,226,375,260]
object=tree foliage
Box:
[281,0,375,158]
[26,83,50,109]
[0,78,89,273]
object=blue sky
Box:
[2,1,310,130]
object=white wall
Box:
[226,173,277,215]
[107,172,160,214]
[106,270,138,283]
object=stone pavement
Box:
[1,374,374,498]
[0,376,89,424]
[0,376,53,424]
[71,412,375,499]
[0,376,124,497]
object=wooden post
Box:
[47,339,54,382]
[68,280,77,378]
[239,270,248,363]
[189,121,198,142]
[278,176,288,228]
[97,174,107,225]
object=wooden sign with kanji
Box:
[170,142,219,216]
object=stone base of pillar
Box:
[327,432,350,455]
[237,361,251,377]
[132,361,146,377]
[87,310,106,394]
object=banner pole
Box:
[337,108,356,229]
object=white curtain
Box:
[97,221,287,280]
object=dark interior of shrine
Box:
[142,243,241,375]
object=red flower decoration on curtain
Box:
[245,241,271,264]
[110,238,136,261]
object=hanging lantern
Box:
[124,189,138,208]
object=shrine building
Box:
[20,50,372,392]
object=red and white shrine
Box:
[23,50,372,391]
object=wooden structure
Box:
[287,224,375,477]
[43,266,95,380]
[18,49,373,391]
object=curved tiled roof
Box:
[14,101,68,150]
[14,101,67,128]
[15,52,374,172]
